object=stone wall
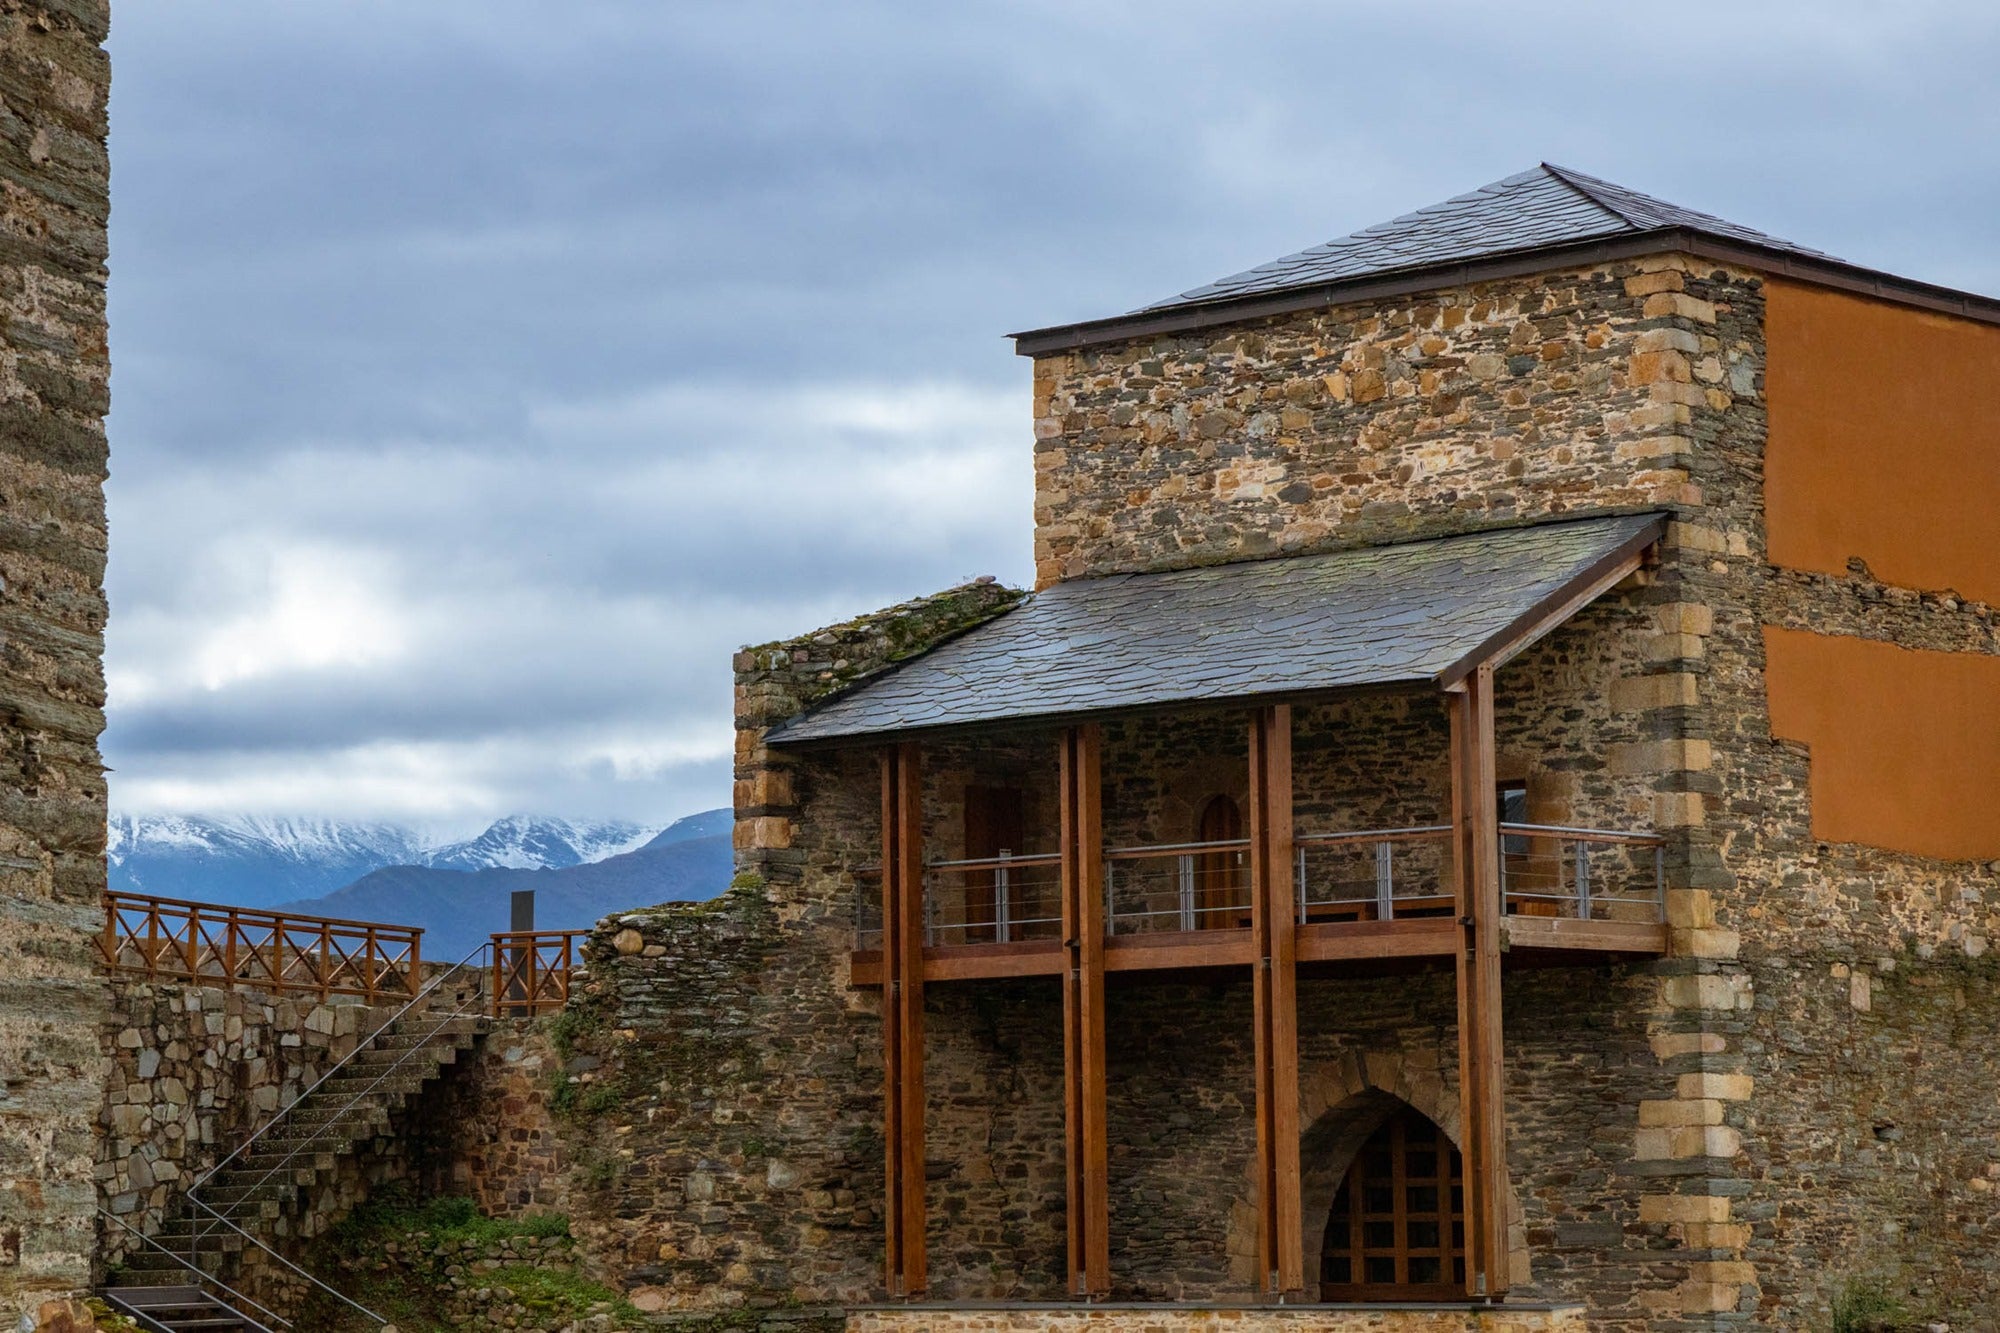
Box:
[1028,260,1713,586]
[96,981,413,1268]
[429,1017,572,1220]
[847,1305,1586,1333]
[0,0,112,1318]
[580,246,2000,1329]
[1684,272,2000,1328]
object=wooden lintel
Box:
[1060,724,1111,1298]
[1248,704,1304,1299]
[880,743,927,1297]
[1449,670,1510,1299]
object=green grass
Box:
[331,1188,571,1246]
[1831,1277,1910,1333]
[483,1263,642,1322]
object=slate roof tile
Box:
[767,513,1665,745]
[1140,164,1835,315]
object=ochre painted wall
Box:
[1764,627,2000,860]
[1765,278,2000,605]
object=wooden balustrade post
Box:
[1248,704,1303,1299]
[880,742,927,1298]
[1059,723,1110,1298]
[1449,665,1510,1299]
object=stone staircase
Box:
[104,1010,489,1326]
[100,1283,273,1332]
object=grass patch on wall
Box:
[302,1188,642,1332]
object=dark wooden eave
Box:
[1010,228,2000,357]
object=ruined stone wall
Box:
[0,0,111,1317]
[429,1017,571,1220]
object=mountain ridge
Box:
[107,808,730,908]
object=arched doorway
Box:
[1318,1105,1466,1301]
[1194,794,1244,929]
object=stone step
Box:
[102,1283,271,1333]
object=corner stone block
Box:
[1639,1193,1731,1224]
[1625,270,1687,298]
[1675,927,1742,960]
[1639,1098,1724,1127]
[1653,792,1706,828]
[1642,292,1718,323]
[732,816,792,851]
[1653,604,1715,637]
[1672,1072,1752,1096]
[1609,739,1712,776]
[1609,673,1699,713]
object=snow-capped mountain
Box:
[106,812,677,908]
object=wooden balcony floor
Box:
[848,914,1665,987]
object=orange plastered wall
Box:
[1764,278,2000,604]
[1764,627,2000,861]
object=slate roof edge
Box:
[765,677,1434,752]
[1010,229,2000,356]
[1433,511,1668,689]
[766,510,1671,751]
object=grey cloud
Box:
[102,0,2000,821]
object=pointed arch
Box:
[1224,1042,1530,1296]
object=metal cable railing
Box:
[1104,838,1251,934]
[167,941,494,1320]
[98,1206,291,1331]
[850,822,1667,946]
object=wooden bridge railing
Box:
[490,929,587,1018]
[99,890,425,1002]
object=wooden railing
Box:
[99,890,424,1002]
[490,929,587,1017]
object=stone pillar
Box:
[0,1,112,1319]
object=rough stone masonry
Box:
[0,0,112,1320]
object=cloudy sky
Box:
[102,1,2000,828]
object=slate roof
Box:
[1141,163,1837,314]
[767,513,1665,746]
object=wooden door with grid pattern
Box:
[1319,1108,1467,1301]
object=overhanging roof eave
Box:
[1010,229,2000,357]
[763,674,1441,752]
[1434,513,1667,690]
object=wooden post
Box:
[1249,704,1304,1298]
[880,742,928,1297]
[1060,724,1111,1298]
[1449,667,1510,1299]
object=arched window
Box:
[1194,794,1245,929]
[1319,1107,1466,1300]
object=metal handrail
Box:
[190,942,491,1220]
[1498,820,1665,846]
[97,1206,292,1331]
[1104,837,1250,858]
[1296,824,1452,845]
[183,1198,388,1329]
[924,851,1062,870]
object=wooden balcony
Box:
[850,821,1665,986]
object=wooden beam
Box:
[1060,724,1111,1298]
[880,743,927,1297]
[1449,670,1509,1299]
[1248,704,1304,1298]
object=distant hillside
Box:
[107,812,675,908]
[279,830,734,958]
